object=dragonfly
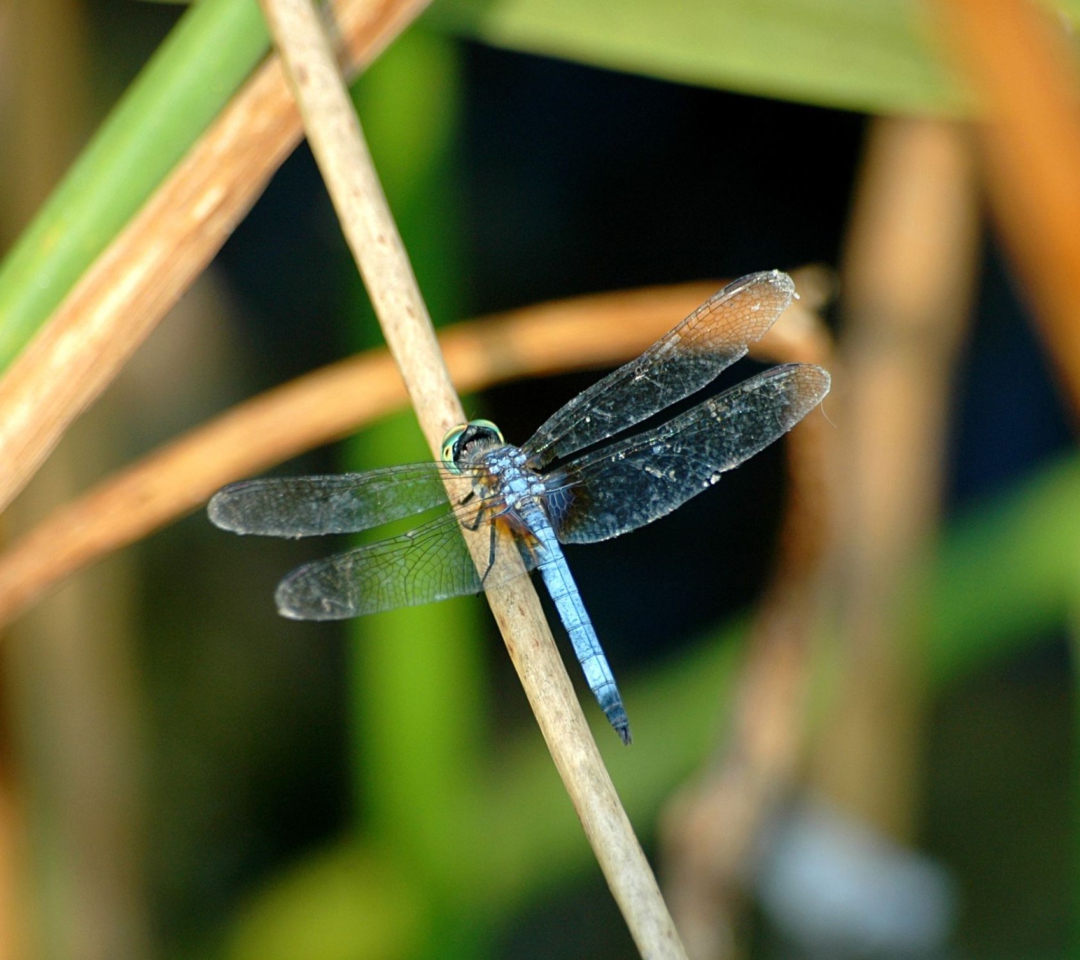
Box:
[208,270,830,744]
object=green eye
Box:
[470,419,504,442]
[440,420,505,473]
[441,424,468,472]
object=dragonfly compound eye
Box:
[440,424,469,472]
[468,419,504,444]
[442,419,505,470]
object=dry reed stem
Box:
[0,0,429,516]
[659,280,835,960]
[935,0,1080,416]
[812,117,978,841]
[665,121,976,960]
[257,0,686,955]
[659,121,980,960]
[661,118,978,960]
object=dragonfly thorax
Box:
[478,444,546,502]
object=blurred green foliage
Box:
[2,1,1079,958]
[431,0,965,116]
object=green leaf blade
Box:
[430,0,969,117]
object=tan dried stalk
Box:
[660,280,835,960]
[936,0,1080,414]
[0,281,823,632]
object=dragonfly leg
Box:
[459,491,485,532]
[481,516,498,584]
[456,497,500,583]
[457,497,513,585]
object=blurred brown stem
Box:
[2,3,151,959]
[0,283,823,630]
[659,275,835,960]
[936,0,1080,417]
[813,116,978,840]
[659,116,978,960]
[0,0,430,516]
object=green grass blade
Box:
[429,0,967,116]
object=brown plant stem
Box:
[935,0,1080,416]
[660,115,977,960]
[813,116,978,840]
[0,284,823,629]
[659,279,835,960]
[661,120,976,960]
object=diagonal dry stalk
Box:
[256,0,687,954]
[0,0,430,516]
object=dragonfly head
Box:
[441,419,505,472]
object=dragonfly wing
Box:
[523,271,795,467]
[549,364,830,544]
[208,463,454,537]
[275,510,539,619]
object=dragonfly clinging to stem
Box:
[208,270,830,744]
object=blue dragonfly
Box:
[208,271,830,744]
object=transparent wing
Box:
[207,463,459,537]
[273,510,538,620]
[549,364,830,544]
[523,271,795,468]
